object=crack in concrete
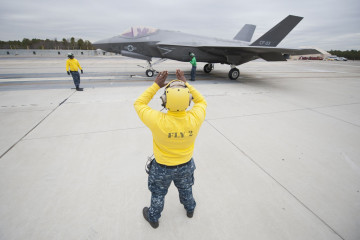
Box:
[206,102,360,128]
[0,91,76,159]
[206,120,345,240]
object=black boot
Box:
[187,211,194,218]
[76,87,83,91]
[143,207,159,229]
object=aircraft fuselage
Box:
[93,29,248,64]
[93,17,320,80]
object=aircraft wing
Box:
[157,42,320,64]
[202,45,321,59]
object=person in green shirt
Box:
[189,53,196,81]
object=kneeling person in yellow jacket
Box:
[134,69,207,228]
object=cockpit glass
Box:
[120,27,158,38]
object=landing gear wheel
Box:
[146,69,154,77]
[204,64,213,73]
[228,68,240,80]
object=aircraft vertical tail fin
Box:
[233,24,256,42]
[250,15,303,47]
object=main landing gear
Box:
[228,66,240,80]
[203,63,240,80]
[203,63,214,73]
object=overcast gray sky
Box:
[0,0,359,50]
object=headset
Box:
[160,80,193,111]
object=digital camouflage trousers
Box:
[147,158,196,222]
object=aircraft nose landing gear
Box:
[146,69,154,77]
[138,59,167,77]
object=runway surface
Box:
[0,56,359,240]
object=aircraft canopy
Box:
[120,27,158,38]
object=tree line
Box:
[328,50,360,60]
[0,38,94,50]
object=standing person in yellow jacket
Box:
[134,69,207,229]
[66,53,84,91]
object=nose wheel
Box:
[146,69,154,77]
[139,59,167,77]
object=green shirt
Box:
[190,56,197,66]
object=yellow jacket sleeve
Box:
[186,82,207,124]
[134,83,163,129]
[77,60,82,70]
[66,59,70,71]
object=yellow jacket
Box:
[134,82,207,166]
[66,58,82,71]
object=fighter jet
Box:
[93,15,319,80]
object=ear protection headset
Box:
[160,80,193,111]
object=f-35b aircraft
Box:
[93,15,319,80]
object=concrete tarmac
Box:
[0,56,359,240]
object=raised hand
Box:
[155,71,168,88]
[176,69,187,83]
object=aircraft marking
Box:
[126,45,136,52]
[259,41,272,46]
[157,47,173,55]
